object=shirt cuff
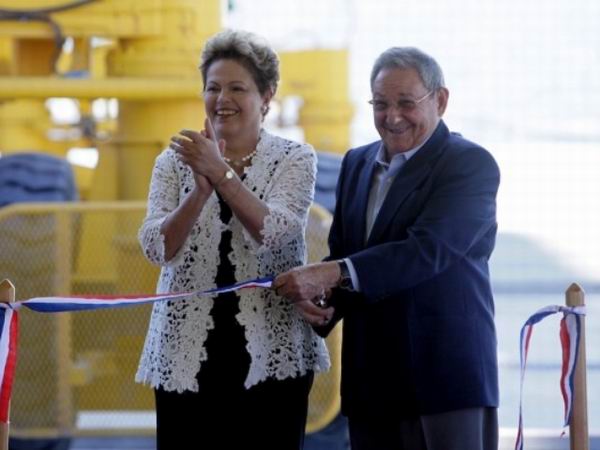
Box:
[344,257,361,292]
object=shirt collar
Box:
[374,140,420,176]
[375,126,437,172]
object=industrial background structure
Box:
[0,0,353,447]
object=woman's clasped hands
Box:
[170,118,229,192]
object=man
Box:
[274,47,500,450]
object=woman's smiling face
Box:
[203,58,269,141]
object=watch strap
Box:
[337,259,354,291]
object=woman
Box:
[135,29,330,449]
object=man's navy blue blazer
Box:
[322,120,501,419]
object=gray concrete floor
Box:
[11,430,599,450]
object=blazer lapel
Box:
[366,121,449,245]
[349,146,379,251]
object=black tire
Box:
[0,152,77,207]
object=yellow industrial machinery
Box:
[0,0,352,441]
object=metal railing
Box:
[0,201,341,441]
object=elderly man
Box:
[274,47,500,450]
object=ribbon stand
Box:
[566,283,589,450]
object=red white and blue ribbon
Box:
[0,308,18,423]
[515,304,586,450]
[9,276,274,313]
[0,276,273,423]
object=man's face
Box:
[371,67,448,157]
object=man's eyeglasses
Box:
[368,90,434,113]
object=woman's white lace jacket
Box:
[135,130,330,392]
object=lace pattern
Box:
[136,130,330,392]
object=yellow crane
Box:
[0,0,351,443]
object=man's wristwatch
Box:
[337,259,354,291]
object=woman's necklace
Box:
[223,148,257,167]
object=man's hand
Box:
[274,262,341,326]
[273,261,340,303]
[294,300,335,327]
